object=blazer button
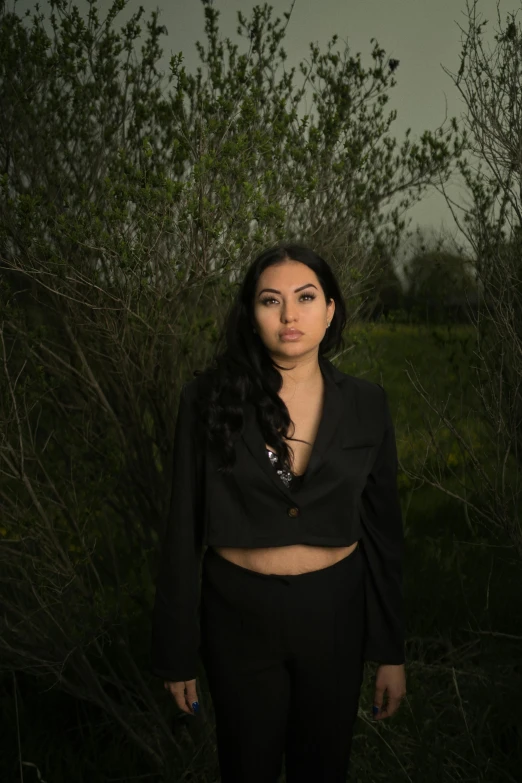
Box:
[287,507,299,518]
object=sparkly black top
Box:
[265,447,305,490]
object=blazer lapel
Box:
[239,357,347,499]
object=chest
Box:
[264,386,325,477]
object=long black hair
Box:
[193,243,347,474]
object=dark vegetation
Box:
[0,0,519,780]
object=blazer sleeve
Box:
[359,383,405,665]
[150,382,204,683]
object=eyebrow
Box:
[257,283,318,297]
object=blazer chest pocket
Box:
[339,431,379,478]
[340,423,379,450]
[341,436,377,450]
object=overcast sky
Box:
[15,0,521,260]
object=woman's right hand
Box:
[164,678,199,716]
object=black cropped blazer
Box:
[150,356,405,683]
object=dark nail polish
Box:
[192,701,199,714]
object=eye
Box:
[260,293,316,305]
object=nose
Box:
[282,308,298,323]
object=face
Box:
[252,259,335,361]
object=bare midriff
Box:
[212,541,359,575]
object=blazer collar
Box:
[240,356,347,501]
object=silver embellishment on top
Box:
[266,448,294,488]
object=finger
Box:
[184,678,200,715]
[372,685,385,717]
[165,682,193,715]
[384,695,402,717]
[375,696,402,720]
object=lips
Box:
[280,329,303,336]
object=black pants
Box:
[200,542,365,783]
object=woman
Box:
[151,243,407,782]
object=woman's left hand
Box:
[372,663,407,720]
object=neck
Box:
[275,353,324,395]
